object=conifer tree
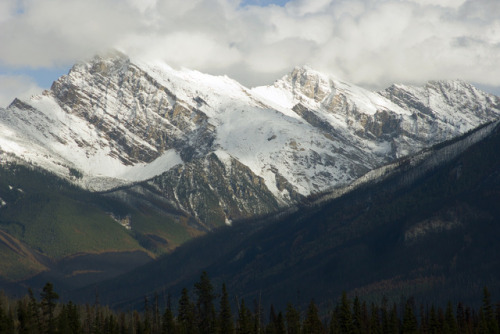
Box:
[496,303,500,334]
[144,297,152,334]
[68,301,81,334]
[28,288,42,334]
[402,299,418,334]
[339,292,353,334]
[93,291,103,334]
[266,305,278,334]
[254,297,264,334]
[17,297,38,334]
[418,304,427,334]
[83,304,93,334]
[17,299,29,334]
[444,301,458,334]
[437,307,446,333]
[352,296,362,334]
[360,301,369,334]
[0,304,15,334]
[401,299,418,334]
[276,312,286,334]
[40,282,59,334]
[388,304,399,334]
[237,299,253,334]
[380,297,390,334]
[369,303,381,334]
[162,293,176,334]
[482,287,499,334]
[194,271,216,334]
[134,310,144,334]
[464,306,474,334]
[328,308,340,334]
[162,303,176,334]
[57,304,71,334]
[456,302,466,334]
[302,299,324,334]
[428,305,439,334]
[285,303,301,334]
[0,303,8,333]
[218,284,234,334]
[478,309,490,334]
[153,293,161,334]
[103,313,119,334]
[118,312,127,334]
[178,288,197,334]
[4,306,15,334]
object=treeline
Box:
[1,272,500,334]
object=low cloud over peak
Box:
[1,0,499,106]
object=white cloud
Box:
[120,32,242,70]
[126,0,158,13]
[0,75,43,108]
[410,0,467,8]
[0,0,499,104]
[0,0,17,23]
[285,0,332,16]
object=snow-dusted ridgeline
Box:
[1,51,499,225]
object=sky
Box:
[1,0,500,107]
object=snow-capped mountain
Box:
[1,51,499,226]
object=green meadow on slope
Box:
[0,162,198,281]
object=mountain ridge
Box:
[2,51,500,295]
[2,51,499,228]
[68,118,500,310]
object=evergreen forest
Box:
[1,272,500,334]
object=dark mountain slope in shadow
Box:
[72,122,500,311]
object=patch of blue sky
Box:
[0,66,70,89]
[472,83,500,98]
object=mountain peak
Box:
[274,65,334,103]
[68,50,131,80]
[287,65,330,84]
[2,52,500,227]
[423,79,489,97]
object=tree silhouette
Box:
[40,282,59,334]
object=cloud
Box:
[0,0,499,104]
[411,0,466,8]
[0,0,17,23]
[0,75,43,108]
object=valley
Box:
[0,52,499,310]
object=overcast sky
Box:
[1,0,499,107]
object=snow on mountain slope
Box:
[254,66,500,159]
[1,51,499,225]
[382,80,500,133]
[0,95,183,191]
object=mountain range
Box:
[1,51,500,304]
[71,119,500,311]
[2,51,499,227]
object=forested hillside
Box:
[1,274,499,334]
[72,122,500,312]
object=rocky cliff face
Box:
[1,52,499,228]
[50,53,215,165]
[264,66,500,161]
[145,153,280,227]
